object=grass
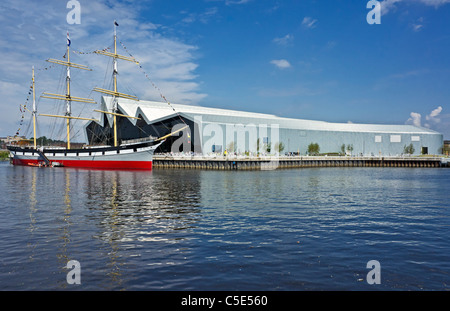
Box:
[0,150,10,161]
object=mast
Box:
[113,22,118,148]
[19,67,39,149]
[93,20,140,147]
[32,66,37,149]
[40,31,96,149]
[65,34,71,149]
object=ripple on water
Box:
[0,164,449,290]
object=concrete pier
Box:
[153,155,448,170]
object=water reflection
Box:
[82,169,202,289]
[12,166,203,290]
[27,168,37,261]
[56,169,73,289]
[4,163,449,290]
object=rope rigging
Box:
[118,39,188,127]
[15,63,58,138]
[15,37,189,144]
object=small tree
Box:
[444,143,449,155]
[274,142,285,154]
[227,141,236,153]
[403,143,415,155]
[307,143,320,155]
[341,144,346,155]
[346,144,354,155]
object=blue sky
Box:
[1,0,449,141]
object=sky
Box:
[0,0,450,142]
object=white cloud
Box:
[225,0,252,5]
[412,23,423,31]
[407,112,422,127]
[273,34,294,46]
[411,17,424,31]
[380,0,450,15]
[406,106,443,128]
[419,0,450,7]
[180,7,219,24]
[270,59,291,69]
[426,106,443,124]
[0,0,206,139]
[301,17,317,29]
[379,0,403,15]
[428,106,443,118]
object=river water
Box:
[0,162,449,291]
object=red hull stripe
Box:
[13,158,152,170]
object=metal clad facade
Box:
[84,97,444,156]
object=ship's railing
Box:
[121,136,156,145]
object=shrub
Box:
[307,143,320,155]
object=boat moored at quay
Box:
[6,21,189,170]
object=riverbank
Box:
[153,155,449,170]
[0,150,9,161]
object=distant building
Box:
[1,136,31,147]
[444,140,450,156]
[84,96,444,156]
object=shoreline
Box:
[153,155,449,170]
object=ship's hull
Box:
[7,140,162,170]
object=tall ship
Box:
[7,22,181,170]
